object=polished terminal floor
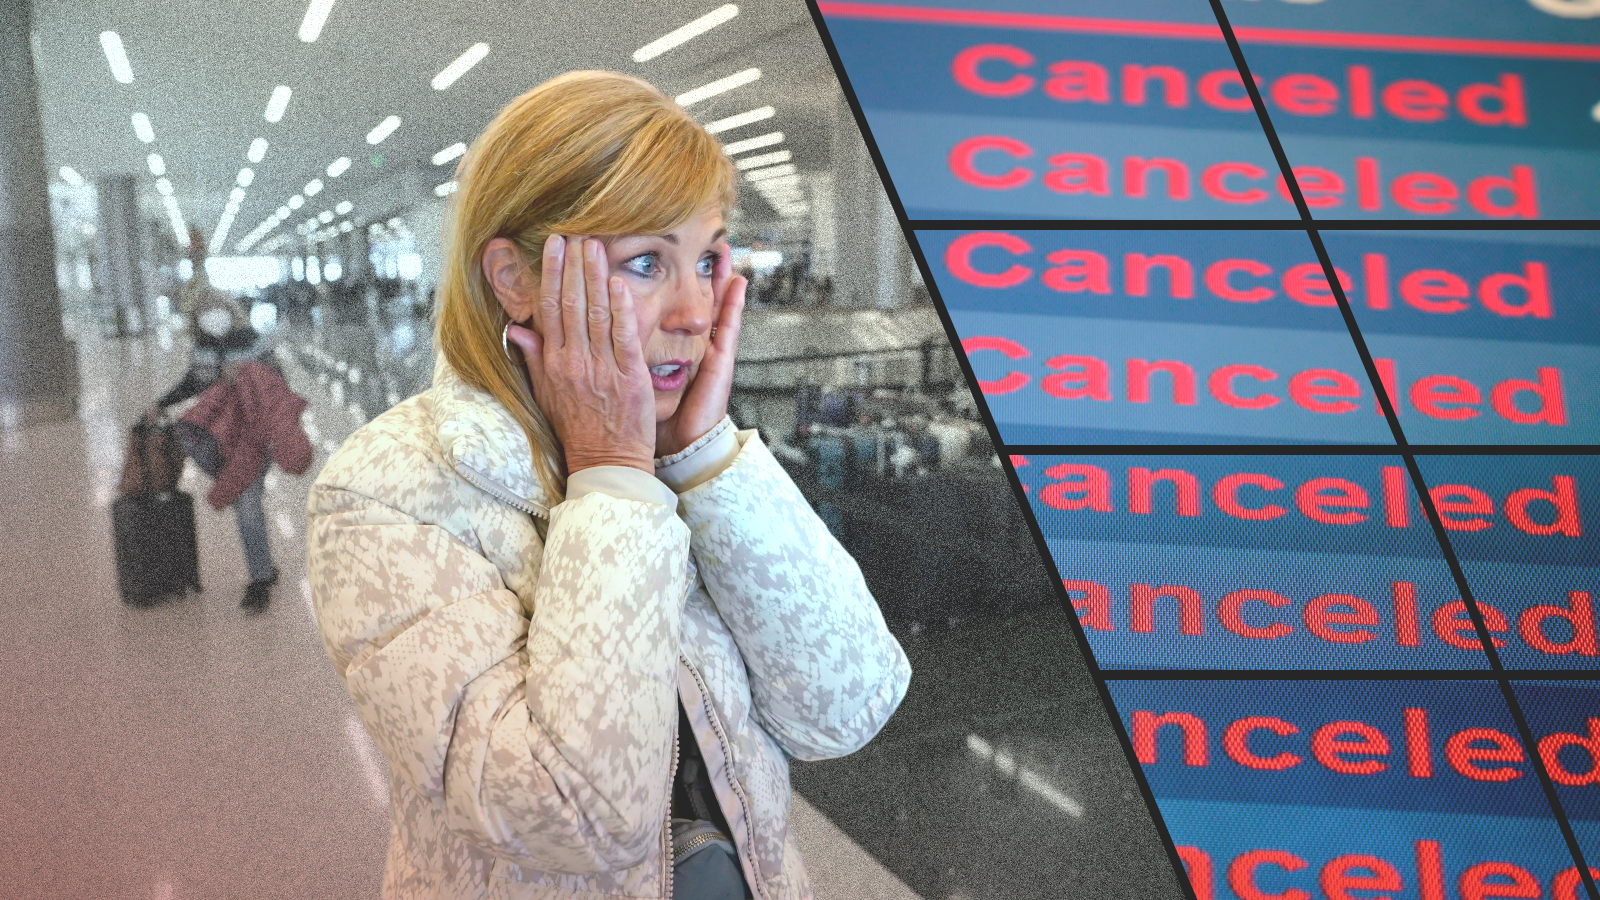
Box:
[0,295,1180,900]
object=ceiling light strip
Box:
[633,4,739,62]
[721,131,783,154]
[675,68,760,107]
[131,113,155,143]
[735,150,790,170]
[265,85,293,123]
[99,32,134,83]
[366,115,401,145]
[432,142,467,166]
[432,43,490,90]
[704,106,773,134]
[299,0,337,43]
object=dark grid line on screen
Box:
[1208,0,1600,891]
[800,5,1205,899]
[803,2,1600,898]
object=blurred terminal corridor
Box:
[0,277,1174,900]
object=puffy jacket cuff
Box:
[655,418,740,494]
[565,465,677,508]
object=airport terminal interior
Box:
[0,0,1181,898]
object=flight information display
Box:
[1513,681,1600,872]
[816,2,1599,897]
[922,228,1600,445]
[1106,678,1597,900]
[1326,231,1600,445]
[1222,0,1600,221]
[818,0,1600,220]
[1416,455,1600,672]
[1016,454,1482,671]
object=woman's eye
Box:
[623,254,658,277]
[697,254,717,277]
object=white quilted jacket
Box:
[307,359,911,899]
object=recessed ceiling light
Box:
[236,167,255,187]
[229,186,247,202]
[131,112,155,143]
[735,150,790,170]
[633,5,738,63]
[318,210,333,223]
[99,31,133,84]
[304,178,324,197]
[434,180,458,197]
[298,0,337,43]
[338,221,354,233]
[59,166,84,187]
[335,200,353,215]
[248,139,269,163]
[744,163,795,182]
[288,195,305,209]
[675,69,760,107]
[704,106,774,135]
[432,43,489,91]
[277,205,291,217]
[264,85,292,123]
[365,115,401,145]
[155,177,173,195]
[721,131,783,155]
[431,142,467,166]
[326,157,351,177]
[146,153,165,176]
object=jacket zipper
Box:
[674,829,727,861]
[684,658,768,900]
[452,464,548,519]
[664,694,680,900]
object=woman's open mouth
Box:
[649,360,690,392]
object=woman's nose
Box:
[659,275,713,335]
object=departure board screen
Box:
[819,0,1600,220]
[815,1,1600,896]
[1222,0,1600,221]
[921,229,1600,445]
[1106,678,1595,900]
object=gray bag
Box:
[671,818,749,900]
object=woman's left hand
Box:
[656,252,746,458]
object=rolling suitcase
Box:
[113,491,202,605]
[113,421,202,605]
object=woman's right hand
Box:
[503,235,657,475]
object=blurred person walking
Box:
[148,289,309,612]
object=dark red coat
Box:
[180,360,313,509]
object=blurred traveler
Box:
[307,71,909,900]
[148,290,303,612]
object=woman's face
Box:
[600,207,728,423]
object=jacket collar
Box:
[430,355,556,517]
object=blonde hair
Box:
[434,70,737,497]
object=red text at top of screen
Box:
[945,45,1547,216]
[953,45,1530,128]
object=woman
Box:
[307,71,911,899]
[150,290,284,610]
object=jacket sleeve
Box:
[156,366,213,409]
[674,430,911,761]
[307,460,691,873]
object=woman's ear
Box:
[481,237,537,323]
